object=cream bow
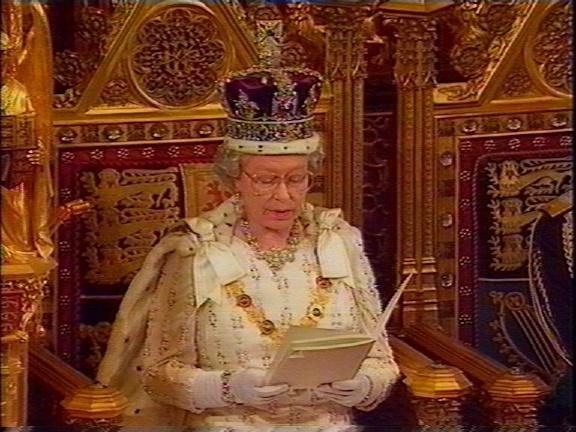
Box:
[188,217,245,306]
[317,209,356,288]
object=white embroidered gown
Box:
[97,199,399,430]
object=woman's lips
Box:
[267,210,293,220]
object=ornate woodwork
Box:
[436,1,535,103]
[128,7,228,109]
[1,259,53,426]
[403,323,550,428]
[390,13,442,326]
[28,342,128,427]
[390,336,472,427]
[5,0,572,427]
[315,4,375,226]
[529,1,572,97]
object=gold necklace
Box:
[240,218,301,272]
[225,277,333,345]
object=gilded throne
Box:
[1,0,573,428]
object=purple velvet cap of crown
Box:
[219,67,323,144]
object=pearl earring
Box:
[232,192,243,213]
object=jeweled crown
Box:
[218,17,324,155]
[219,66,323,153]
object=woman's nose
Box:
[272,180,292,200]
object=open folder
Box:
[265,326,375,389]
[265,272,415,389]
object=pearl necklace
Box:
[239,218,301,272]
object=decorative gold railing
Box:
[401,324,550,427]
[27,334,480,428]
[25,330,530,427]
[29,342,128,427]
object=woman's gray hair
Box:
[213,145,325,192]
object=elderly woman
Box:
[97,66,399,430]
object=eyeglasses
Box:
[242,170,314,196]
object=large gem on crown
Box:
[219,67,323,143]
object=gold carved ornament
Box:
[129,6,228,109]
[495,64,537,99]
[52,3,135,109]
[1,275,47,344]
[440,1,528,101]
[531,1,573,96]
[391,17,437,91]
[233,4,322,71]
[312,4,375,82]
[53,7,109,109]
[98,77,141,108]
[283,3,325,71]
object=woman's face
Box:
[234,154,310,232]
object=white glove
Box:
[228,369,289,407]
[192,369,289,410]
[315,373,372,408]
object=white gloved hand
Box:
[315,373,372,408]
[228,369,289,407]
[192,369,289,410]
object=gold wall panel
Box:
[493,62,543,101]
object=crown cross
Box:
[255,20,284,68]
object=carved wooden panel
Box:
[128,6,229,109]
[528,1,572,97]
[51,2,257,113]
[435,1,534,103]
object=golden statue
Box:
[1,28,38,263]
[1,4,91,265]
